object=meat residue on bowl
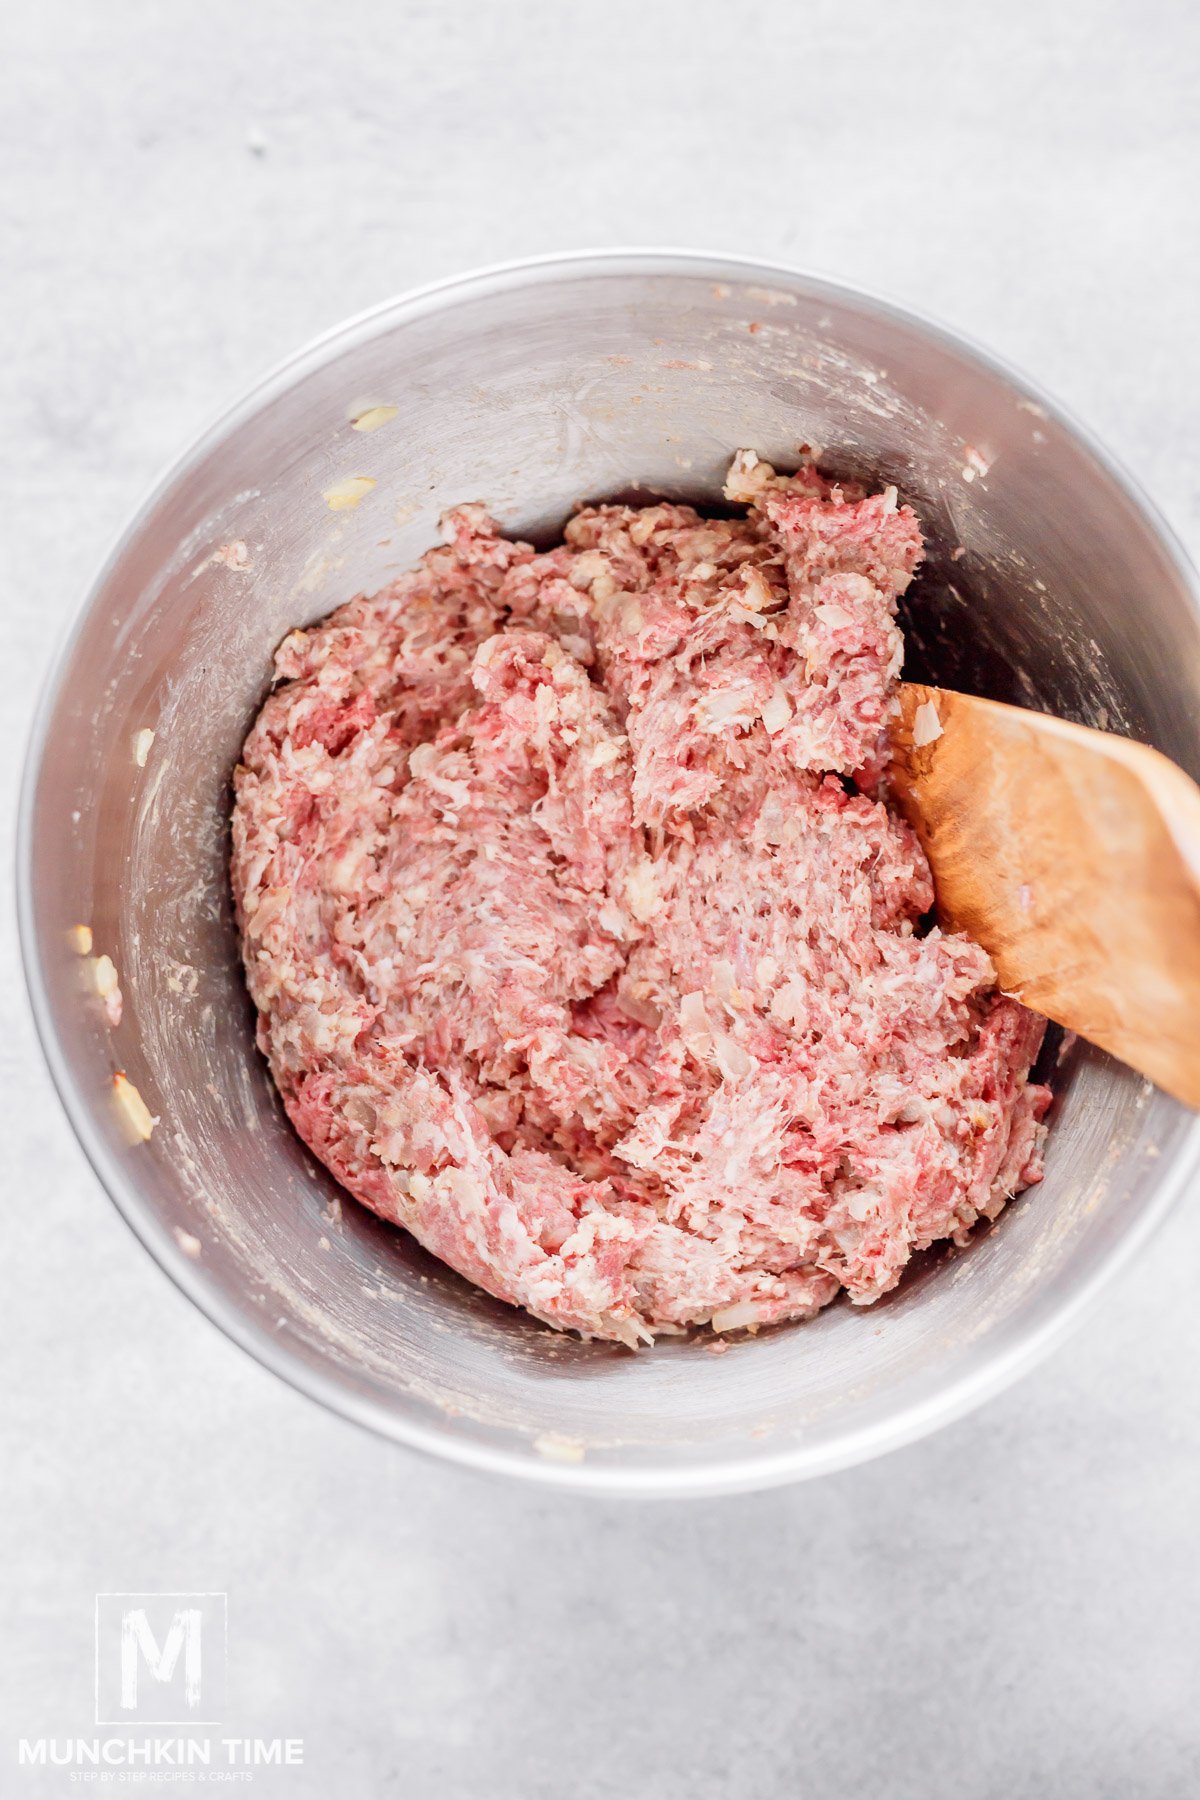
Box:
[231,451,1049,1346]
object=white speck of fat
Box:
[323,476,377,511]
[350,404,399,433]
[743,286,798,307]
[532,1432,587,1465]
[203,540,252,573]
[90,951,125,1025]
[218,540,250,568]
[112,1072,156,1144]
[90,953,119,999]
[711,1300,764,1332]
[911,699,943,747]
[133,727,155,767]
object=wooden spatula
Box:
[889,683,1200,1109]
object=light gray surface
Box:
[3,0,1199,1793]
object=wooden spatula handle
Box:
[890,683,1200,1109]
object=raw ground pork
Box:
[232,451,1050,1346]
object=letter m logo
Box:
[95,1593,227,1724]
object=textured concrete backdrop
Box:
[4,2,1200,1794]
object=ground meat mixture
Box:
[231,452,1050,1346]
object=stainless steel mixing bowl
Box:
[20,251,1200,1496]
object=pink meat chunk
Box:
[231,453,1050,1345]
